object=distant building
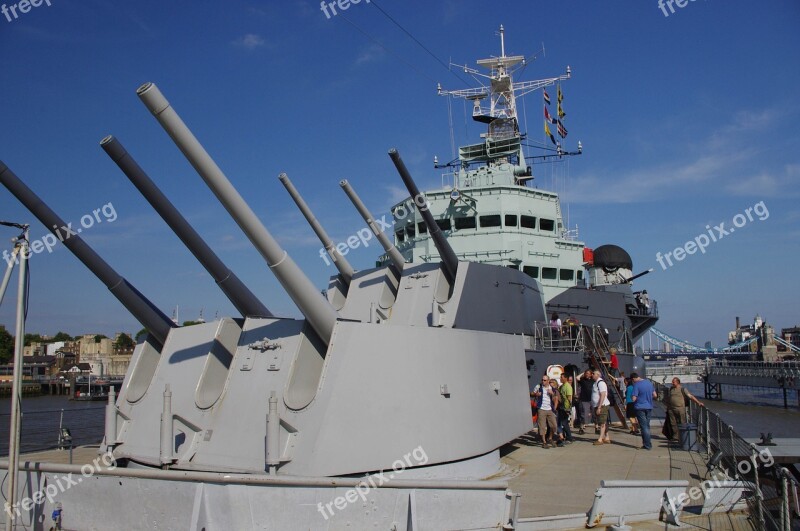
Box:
[780,326,800,352]
[0,355,58,380]
[73,332,135,377]
[728,314,774,352]
[23,341,46,357]
[63,363,93,376]
[78,335,114,357]
[46,341,67,357]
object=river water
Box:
[0,395,104,455]
[0,383,798,456]
[683,382,800,439]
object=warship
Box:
[0,28,657,530]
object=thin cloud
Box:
[232,34,266,50]
[355,44,385,66]
[564,107,793,204]
[726,164,800,197]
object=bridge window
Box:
[479,215,501,228]
[540,219,555,231]
[504,215,518,227]
[395,230,405,242]
[455,216,476,230]
[507,264,519,270]
[523,266,539,278]
[577,270,583,281]
[435,219,452,231]
[406,226,415,239]
[417,222,427,234]
[542,267,557,280]
[559,269,574,281]
[520,215,536,229]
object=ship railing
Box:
[441,171,458,190]
[628,299,659,319]
[0,406,104,458]
[653,384,795,530]
[705,360,800,380]
[530,321,633,355]
[440,171,497,189]
[530,321,588,352]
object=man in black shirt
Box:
[576,369,595,435]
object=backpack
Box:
[597,378,615,406]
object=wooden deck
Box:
[501,417,756,529]
[20,444,101,465]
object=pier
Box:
[646,360,800,408]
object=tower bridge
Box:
[641,328,800,408]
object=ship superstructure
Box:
[385,26,658,347]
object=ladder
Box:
[581,325,628,428]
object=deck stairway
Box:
[581,325,628,428]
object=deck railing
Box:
[653,385,799,530]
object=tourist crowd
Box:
[530,368,699,450]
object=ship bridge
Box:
[385,164,586,304]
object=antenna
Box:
[499,25,505,58]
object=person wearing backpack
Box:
[591,370,612,445]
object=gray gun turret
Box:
[388,149,459,282]
[0,160,175,347]
[279,173,354,287]
[100,135,271,319]
[339,179,405,272]
[136,82,338,344]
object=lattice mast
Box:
[438,25,571,137]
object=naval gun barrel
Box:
[388,149,459,282]
[0,160,175,347]
[278,173,354,286]
[339,179,405,272]
[100,136,272,319]
[621,268,654,284]
[137,82,338,344]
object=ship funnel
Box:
[100,135,272,319]
[0,160,175,347]
[339,179,405,272]
[388,149,459,282]
[278,173,354,287]
[137,82,338,344]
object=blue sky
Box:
[0,0,797,347]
